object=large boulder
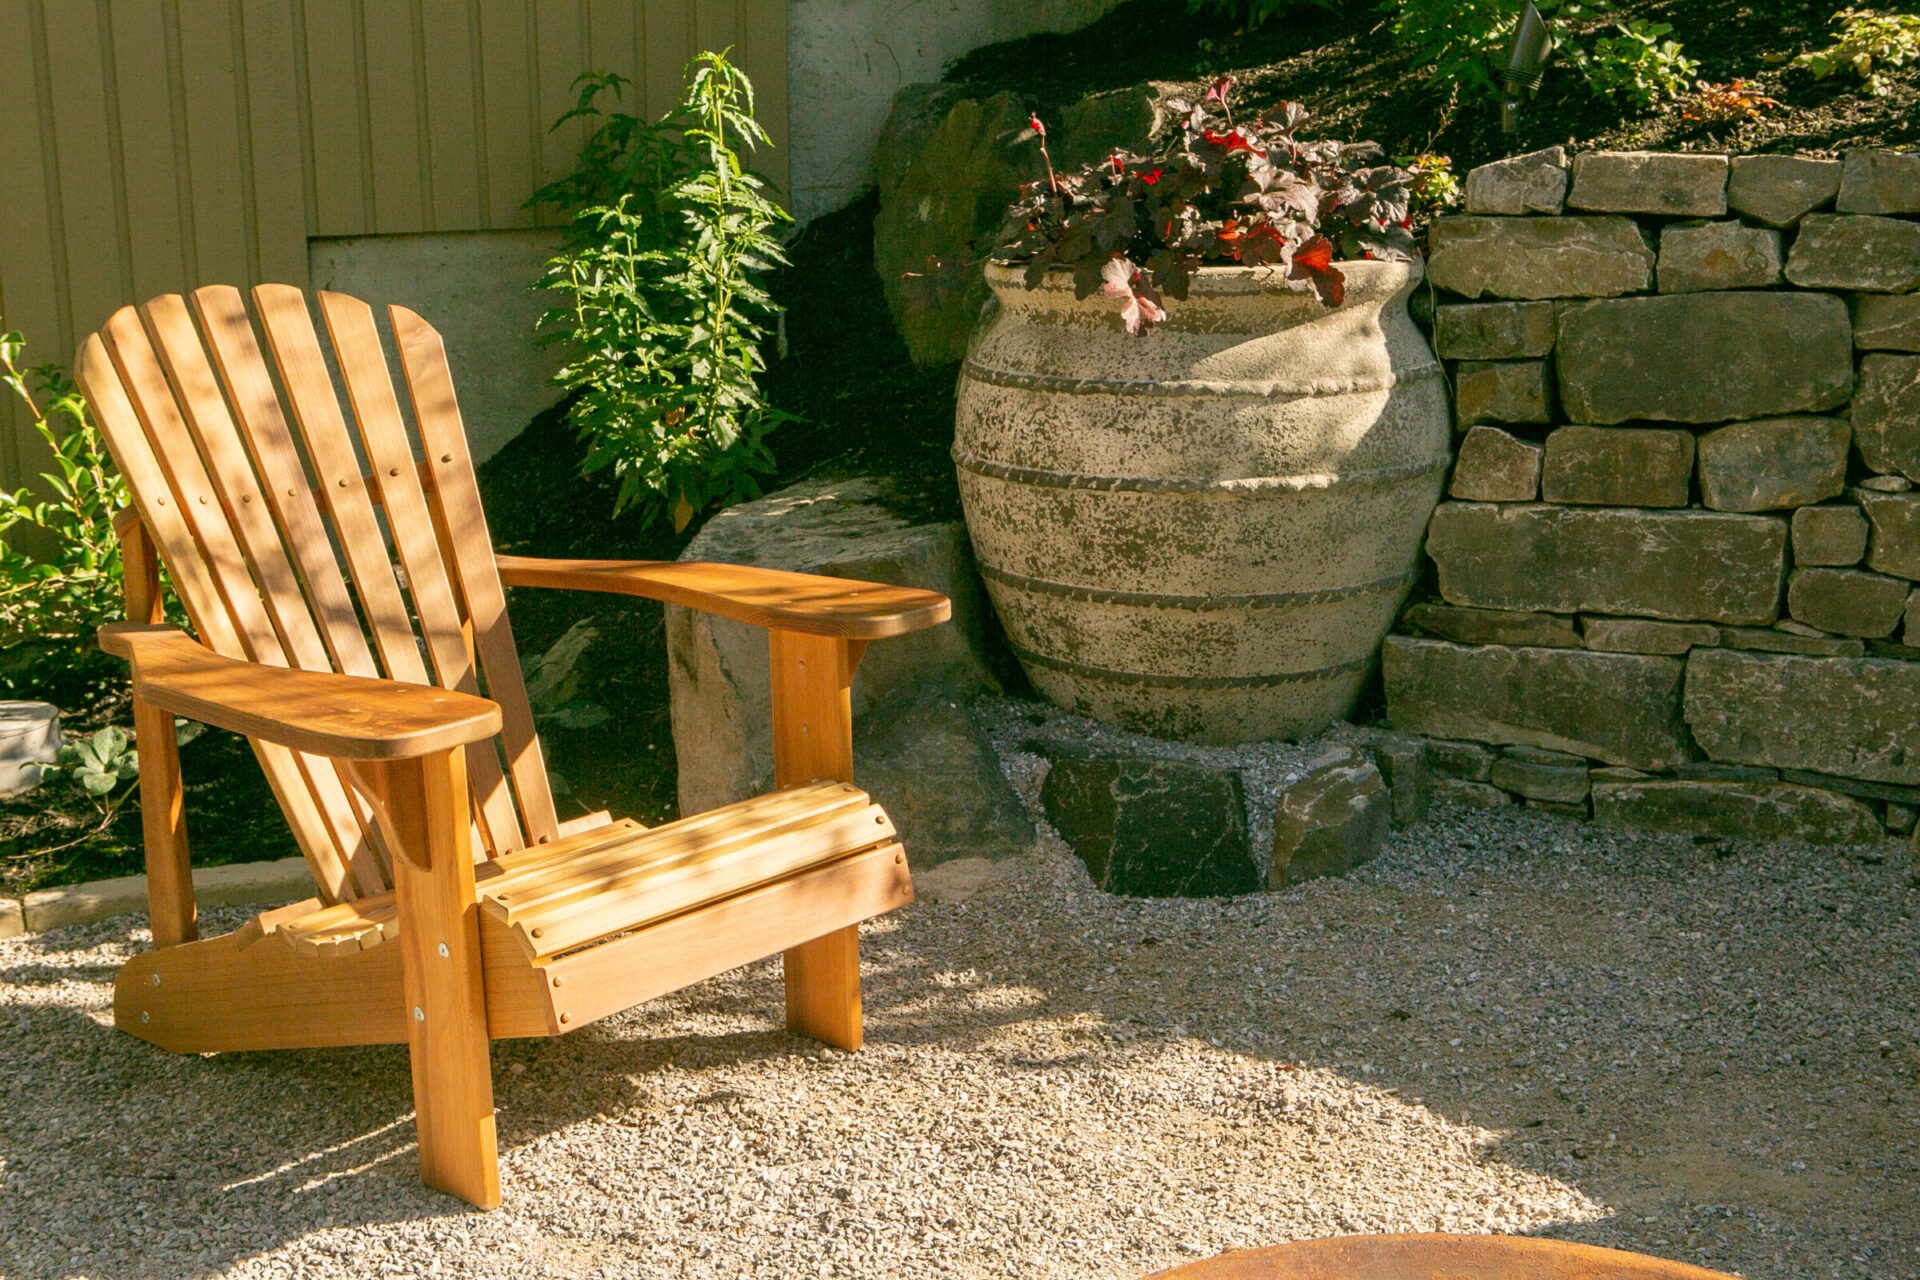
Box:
[1555,292,1854,424]
[872,82,1172,367]
[1427,216,1653,299]
[1684,648,1920,785]
[1425,502,1787,625]
[667,478,1022,863]
[1383,637,1693,770]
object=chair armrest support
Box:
[495,555,951,640]
[98,624,504,760]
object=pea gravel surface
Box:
[3,792,1917,1279]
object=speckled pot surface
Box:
[955,259,1450,744]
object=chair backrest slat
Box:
[315,292,525,854]
[393,306,560,846]
[78,320,383,901]
[75,287,565,901]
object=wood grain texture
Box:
[1143,1233,1740,1280]
[385,750,501,1209]
[133,695,195,947]
[100,624,503,761]
[771,629,867,1050]
[496,556,952,639]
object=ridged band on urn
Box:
[955,260,1450,744]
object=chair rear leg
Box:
[365,751,501,1209]
[785,925,862,1050]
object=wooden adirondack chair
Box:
[74,285,950,1208]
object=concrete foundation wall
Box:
[308,231,567,464]
[785,0,1125,222]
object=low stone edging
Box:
[0,856,314,938]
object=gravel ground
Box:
[3,767,1917,1279]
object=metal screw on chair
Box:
[413,1006,425,1022]
[141,1011,150,1023]
[438,942,450,958]
[151,973,161,986]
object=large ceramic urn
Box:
[954,259,1450,744]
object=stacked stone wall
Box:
[1384,146,1920,843]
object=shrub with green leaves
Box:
[1794,7,1920,96]
[0,330,129,698]
[1388,0,1612,101]
[1572,20,1700,108]
[533,52,794,528]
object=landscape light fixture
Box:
[1500,1,1553,134]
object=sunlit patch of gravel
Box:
[2,794,1917,1279]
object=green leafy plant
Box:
[1571,20,1700,108]
[533,52,795,528]
[1681,78,1782,124]
[1387,0,1611,101]
[1398,153,1463,214]
[52,725,138,799]
[1001,85,1416,333]
[1794,7,1920,96]
[0,330,129,695]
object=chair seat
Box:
[269,782,895,961]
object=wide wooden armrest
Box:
[495,555,952,640]
[98,624,504,760]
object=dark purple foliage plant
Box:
[996,80,1417,334]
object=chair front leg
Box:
[351,749,500,1208]
[119,513,196,947]
[769,629,867,1051]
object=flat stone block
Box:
[1787,567,1908,638]
[1908,589,1920,646]
[857,700,1035,865]
[1583,617,1721,655]
[1426,738,1495,782]
[1853,295,1920,352]
[1455,361,1552,427]
[19,857,314,933]
[1857,488,1920,579]
[1556,292,1854,425]
[1674,761,1780,782]
[1685,648,1920,784]
[1859,475,1914,493]
[1384,637,1693,770]
[1426,503,1787,625]
[1658,221,1783,293]
[1727,154,1842,227]
[1778,768,1920,808]
[0,898,22,939]
[1540,426,1694,508]
[1434,301,1556,361]
[1717,625,1863,658]
[1339,728,1431,830]
[1428,216,1653,300]
[1270,749,1392,888]
[1592,779,1883,844]
[1697,417,1850,512]
[1403,602,1581,648]
[1793,504,1869,566]
[1040,753,1260,898]
[1449,426,1542,500]
[1436,778,1514,808]
[1464,147,1569,215]
[1853,356,1920,483]
[1569,151,1729,216]
[1837,148,1920,215]
[1783,214,1920,293]
[1491,747,1591,803]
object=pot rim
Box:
[982,256,1424,297]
